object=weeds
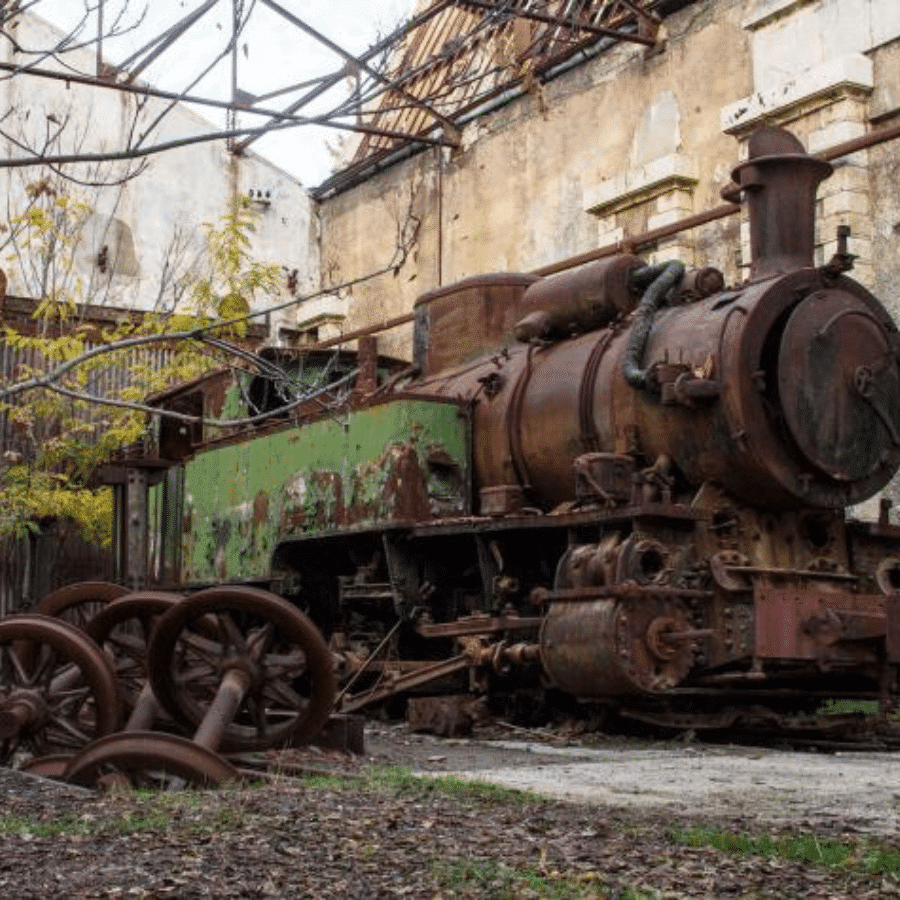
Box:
[817,698,880,716]
[0,815,87,838]
[301,765,538,805]
[616,888,662,900]
[0,811,172,838]
[433,858,586,899]
[432,859,661,899]
[669,824,900,876]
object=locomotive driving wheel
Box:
[147,586,336,752]
[0,615,122,765]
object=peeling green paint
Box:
[178,398,468,583]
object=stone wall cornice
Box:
[721,53,874,135]
[584,153,699,217]
[741,0,814,31]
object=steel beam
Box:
[117,0,219,83]
[233,0,458,152]
[455,0,656,45]
[257,0,461,143]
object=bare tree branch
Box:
[44,363,359,429]
[0,246,416,404]
[0,1,149,80]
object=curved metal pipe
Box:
[623,261,686,390]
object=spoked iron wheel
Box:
[85,591,186,728]
[148,586,336,752]
[64,731,240,790]
[0,615,122,765]
[36,581,129,630]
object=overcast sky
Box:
[34,0,418,186]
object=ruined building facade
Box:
[313,0,900,383]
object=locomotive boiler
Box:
[101,126,900,733]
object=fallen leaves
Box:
[0,762,896,899]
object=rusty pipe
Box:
[659,628,714,644]
[125,683,163,732]
[530,584,713,605]
[623,261,685,390]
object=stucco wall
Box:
[0,12,317,339]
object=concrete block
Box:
[809,122,867,155]
[644,245,694,267]
[824,164,870,193]
[816,96,869,129]
[647,208,688,231]
[818,212,874,244]
[871,82,900,123]
[749,0,871,91]
[820,190,871,220]
[597,224,625,246]
[742,0,812,31]
[655,188,695,214]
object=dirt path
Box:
[365,725,900,835]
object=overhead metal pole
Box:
[118,0,220,83]
[0,61,452,149]
[232,0,457,153]
[228,0,238,151]
[96,0,103,76]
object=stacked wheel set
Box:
[0,582,336,788]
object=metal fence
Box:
[0,337,175,615]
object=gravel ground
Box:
[0,726,898,899]
[365,725,900,834]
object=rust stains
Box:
[252,490,270,526]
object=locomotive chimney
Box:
[730,127,833,281]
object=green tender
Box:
[174,397,469,584]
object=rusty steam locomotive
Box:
[99,124,899,735]
[9,125,900,780]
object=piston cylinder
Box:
[539,596,694,697]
